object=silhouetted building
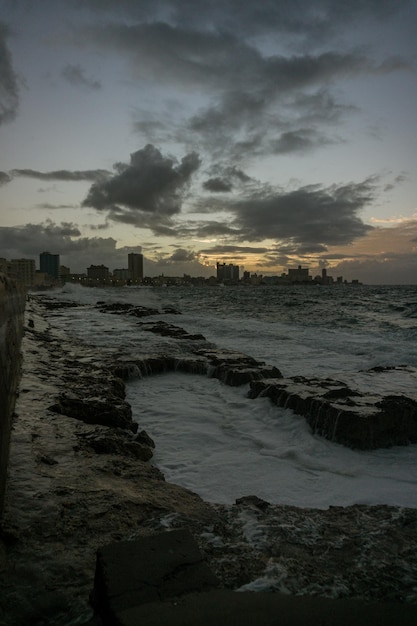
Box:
[87,264,109,281]
[128,253,143,281]
[287,265,311,283]
[40,251,60,281]
[216,262,239,283]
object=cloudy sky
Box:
[0,0,416,283]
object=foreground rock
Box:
[249,367,417,449]
[91,529,417,626]
[92,529,219,623]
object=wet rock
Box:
[235,495,271,511]
[197,348,282,386]
[91,529,219,623]
[37,454,58,466]
[79,431,153,461]
[97,302,159,317]
[49,393,138,432]
[139,320,206,341]
[135,430,155,448]
[249,368,417,449]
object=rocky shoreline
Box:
[1,296,417,624]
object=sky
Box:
[0,0,416,283]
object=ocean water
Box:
[41,283,417,509]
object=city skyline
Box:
[0,1,416,284]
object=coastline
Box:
[1,296,417,624]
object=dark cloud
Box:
[168,248,197,262]
[82,144,201,229]
[183,178,375,252]
[200,245,268,255]
[202,177,233,192]
[269,128,335,155]
[228,179,375,248]
[0,171,11,185]
[0,22,19,125]
[10,168,111,181]
[61,64,101,90]
[76,0,413,42]
[83,15,408,160]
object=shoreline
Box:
[1,296,417,624]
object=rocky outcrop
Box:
[249,367,417,449]
[91,529,219,624]
[49,393,137,432]
[197,348,282,386]
[0,274,25,516]
[111,349,282,388]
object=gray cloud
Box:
[61,64,101,90]
[269,128,336,155]
[182,178,375,253]
[0,22,19,125]
[83,16,408,160]
[228,179,375,247]
[82,144,201,229]
[200,245,268,255]
[76,1,413,43]
[0,171,12,185]
[10,168,111,181]
[168,248,197,262]
[202,177,233,192]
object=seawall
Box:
[0,274,26,516]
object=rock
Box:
[49,394,138,432]
[97,302,160,317]
[197,348,282,386]
[135,430,155,448]
[80,432,153,461]
[249,367,417,449]
[235,495,271,511]
[91,529,219,623]
[138,320,206,341]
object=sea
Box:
[41,283,417,510]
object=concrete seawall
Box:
[0,274,26,516]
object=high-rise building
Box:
[39,251,60,281]
[216,262,239,283]
[128,253,143,281]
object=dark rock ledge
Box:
[249,369,417,449]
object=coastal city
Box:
[0,251,361,288]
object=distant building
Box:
[113,268,130,281]
[128,253,143,281]
[87,264,109,281]
[287,265,311,283]
[216,262,239,283]
[10,258,36,287]
[40,251,60,282]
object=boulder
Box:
[91,529,219,624]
